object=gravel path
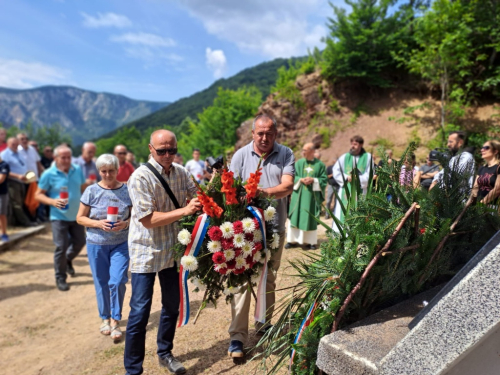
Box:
[0,220,332,375]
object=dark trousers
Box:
[124,266,180,375]
[51,220,86,281]
[325,184,337,217]
[8,180,31,226]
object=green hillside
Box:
[101,57,304,137]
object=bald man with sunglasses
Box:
[124,130,201,375]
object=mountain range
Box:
[0,86,169,145]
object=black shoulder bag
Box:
[145,162,180,209]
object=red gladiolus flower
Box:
[245,168,263,202]
[212,252,226,264]
[233,221,243,234]
[221,169,239,205]
[208,226,223,241]
[197,189,224,218]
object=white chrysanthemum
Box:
[220,222,234,239]
[214,263,227,272]
[253,251,262,263]
[235,256,246,269]
[241,242,253,257]
[177,229,192,246]
[241,217,256,234]
[264,206,276,222]
[233,233,245,248]
[223,288,232,296]
[264,249,271,259]
[191,277,205,291]
[207,240,221,253]
[229,286,239,294]
[259,253,266,264]
[250,272,261,284]
[253,229,263,242]
[224,249,235,261]
[181,255,198,271]
[271,233,280,249]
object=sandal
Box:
[110,324,122,342]
[100,319,111,336]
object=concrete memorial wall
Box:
[316,231,500,375]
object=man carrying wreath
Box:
[124,129,201,375]
[228,114,295,358]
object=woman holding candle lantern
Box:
[77,154,132,342]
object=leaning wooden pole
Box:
[418,199,473,285]
[332,202,418,333]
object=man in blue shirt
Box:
[35,145,87,291]
[0,137,33,226]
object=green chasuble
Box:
[288,158,328,231]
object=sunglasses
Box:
[481,146,491,150]
[116,152,127,155]
[150,144,177,156]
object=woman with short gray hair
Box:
[76,153,132,342]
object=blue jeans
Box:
[124,266,180,375]
[87,241,129,320]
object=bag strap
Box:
[145,162,180,209]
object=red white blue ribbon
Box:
[248,206,268,324]
[289,280,328,371]
[178,213,210,327]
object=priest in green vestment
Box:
[286,143,328,250]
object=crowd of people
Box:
[1,120,499,375]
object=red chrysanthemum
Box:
[245,256,253,265]
[208,226,223,241]
[253,217,260,228]
[245,233,254,242]
[253,242,263,252]
[233,267,245,275]
[221,238,233,250]
[217,267,228,275]
[233,221,243,234]
[234,249,242,258]
[226,260,236,269]
[212,252,226,265]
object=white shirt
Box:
[185,159,205,183]
[18,145,41,179]
[333,152,373,192]
[432,151,475,188]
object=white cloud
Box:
[205,48,227,78]
[177,0,328,58]
[81,12,132,29]
[110,32,176,47]
[0,58,70,88]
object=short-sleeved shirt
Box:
[74,156,101,181]
[18,145,41,179]
[477,164,500,201]
[230,141,295,232]
[80,183,132,245]
[0,148,27,177]
[117,161,135,182]
[0,143,7,153]
[0,161,10,195]
[38,164,85,221]
[128,159,198,273]
[185,159,205,182]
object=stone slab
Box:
[380,240,500,375]
[316,287,441,375]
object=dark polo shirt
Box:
[229,141,295,232]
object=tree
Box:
[322,0,407,87]
[177,87,261,159]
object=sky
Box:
[0,0,336,102]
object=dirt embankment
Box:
[236,71,500,163]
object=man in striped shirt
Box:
[124,130,201,375]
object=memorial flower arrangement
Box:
[173,158,279,326]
